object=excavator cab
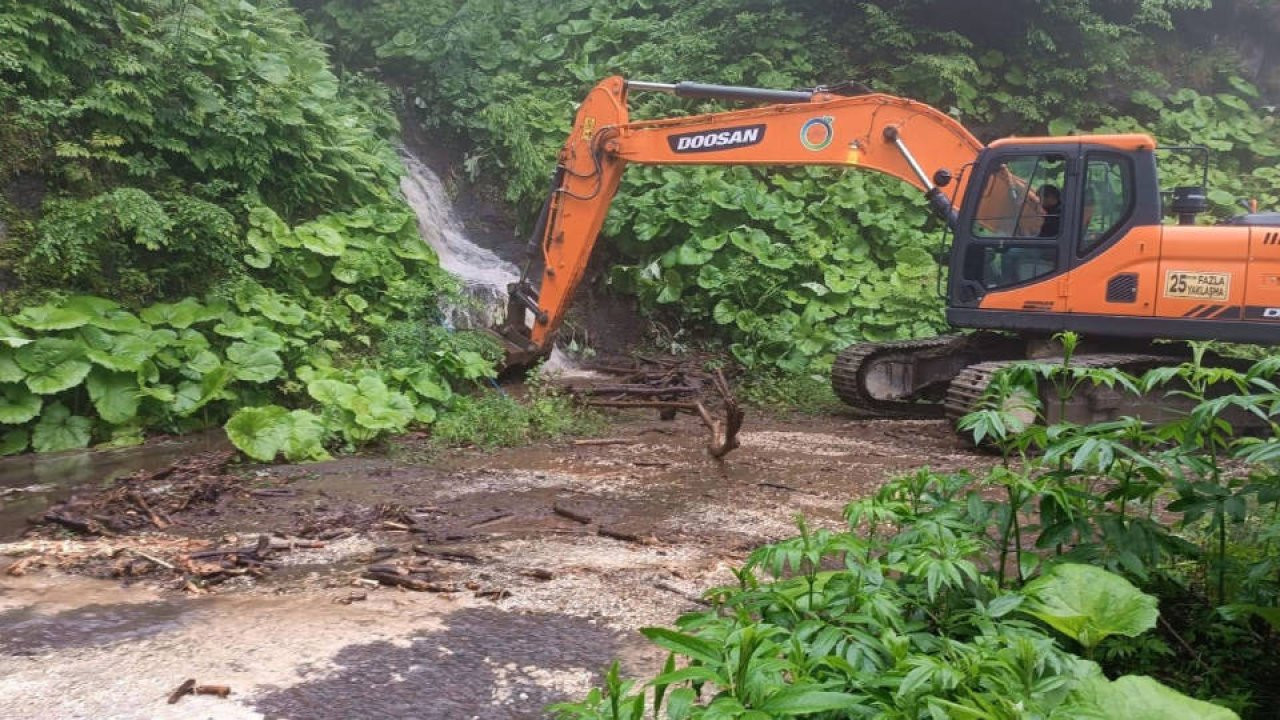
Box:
[945,136,1280,345]
[947,137,1162,318]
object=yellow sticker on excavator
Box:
[1164,270,1230,301]
[845,147,860,165]
[581,117,596,140]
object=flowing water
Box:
[399,150,595,378]
[399,151,521,330]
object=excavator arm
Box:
[493,75,986,365]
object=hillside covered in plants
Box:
[306,0,1280,371]
[0,0,503,460]
[1,0,1277,456]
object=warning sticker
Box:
[1164,270,1230,301]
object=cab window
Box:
[963,153,1065,291]
[970,154,1067,239]
[1079,153,1134,255]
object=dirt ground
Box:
[0,409,987,719]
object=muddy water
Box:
[0,431,228,540]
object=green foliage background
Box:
[1,0,1278,452]
[0,0,492,457]
[305,0,1280,371]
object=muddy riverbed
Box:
[0,410,987,719]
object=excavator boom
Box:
[493,76,985,362]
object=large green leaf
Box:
[639,628,720,665]
[407,367,451,402]
[307,377,356,406]
[297,223,346,256]
[0,428,29,456]
[346,375,414,430]
[0,348,25,383]
[16,339,92,395]
[0,384,42,424]
[0,318,32,348]
[84,331,166,372]
[171,367,231,416]
[86,369,141,425]
[12,303,92,331]
[32,402,93,453]
[88,309,147,333]
[259,295,308,326]
[225,405,291,461]
[227,342,283,383]
[225,406,329,463]
[1023,563,1158,650]
[282,409,330,462]
[1070,674,1239,719]
[140,298,205,329]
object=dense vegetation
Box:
[552,339,1280,718]
[306,0,1280,371]
[0,0,508,458]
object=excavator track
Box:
[943,352,1178,428]
[832,334,1021,417]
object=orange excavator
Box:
[491,76,1280,423]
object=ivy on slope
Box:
[0,0,496,459]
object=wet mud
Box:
[0,411,987,719]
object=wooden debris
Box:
[364,571,453,592]
[467,513,512,529]
[195,685,231,698]
[4,556,36,577]
[566,363,744,457]
[571,438,638,446]
[249,488,296,497]
[598,526,657,545]
[552,504,593,525]
[654,580,711,607]
[412,545,482,564]
[34,451,239,539]
[125,549,176,571]
[168,679,196,704]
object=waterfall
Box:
[399,149,595,378]
[399,150,520,330]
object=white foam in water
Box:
[539,346,603,380]
[399,150,519,330]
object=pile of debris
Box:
[174,533,326,592]
[35,450,241,538]
[563,361,744,457]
